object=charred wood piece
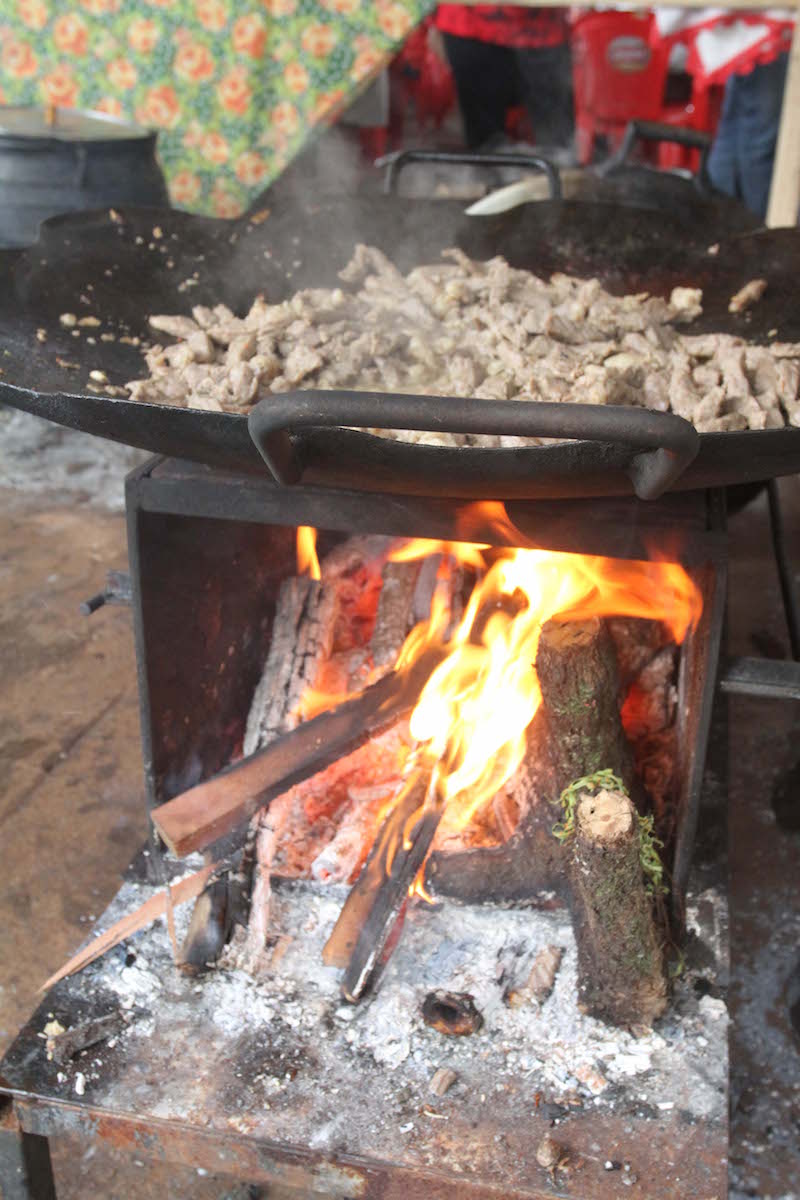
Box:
[151,644,445,857]
[421,990,484,1036]
[177,872,233,975]
[238,793,294,973]
[324,765,445,1002]
[507,944,563,1007]
[429,1066,458,1096]
[568,788,667,1026]
[369,560,422,672]
[412,554,443,625]
[48,1012,127,1064]
[244,575,337,754]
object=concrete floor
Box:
[1,411,799,1197]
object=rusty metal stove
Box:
[0,457,731,1199]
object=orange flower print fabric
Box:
[1,0,431,216]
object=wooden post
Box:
[767,12,800,228]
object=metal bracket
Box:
[80,569,132,616]
[719,656,800,700]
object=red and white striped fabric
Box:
[653,8,794,84]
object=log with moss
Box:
[565,785,667,1026]
[536,616,638,800]
[537,616,667,1024]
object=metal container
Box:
[0,105,170,247]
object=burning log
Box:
[323,764,445,1001]
[567,787,667,1026]
[151,645,444,857]
[369,560,422,672]
[244,575,337,754]
[536,616,637,798]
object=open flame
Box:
[292,518,702,902]
[296,525,321,580]
[392,537,701,832]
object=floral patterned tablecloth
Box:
[0,0,432,216]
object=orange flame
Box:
[290,513,702,907]
[297,526,321,580]
[396,541,701,834]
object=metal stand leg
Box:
[767,478,800,660]
[0,1101,57,1200]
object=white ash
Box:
[124,244,800,436]
[59,868,726,1128]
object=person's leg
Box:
[734,52,789,219]
[707,73,742,202]
[514,42,575,149]
[440,34,518,148]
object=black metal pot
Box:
[0,105,170,248]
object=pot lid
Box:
[0,105,152,141]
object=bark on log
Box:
[569,788,667,1026]
[244,575,337,755]
[370,560,423,672]
[237,792,294,973]
[536,617,636,798]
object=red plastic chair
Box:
[389,24,456,148]
[572,11,672,164]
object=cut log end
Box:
[577,788,634,843]
[541,616,602,653]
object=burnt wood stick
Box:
[340,768,448,1003]
[568,788,667,1026]
[322,768,432,971]
[536,616,637,799]
[48,1012,128,1064]
[151,646,446,857]
[335,767,445,1003]
[176,872,232,975]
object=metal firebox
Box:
[0,456,730,1200]
[129,456,726,915]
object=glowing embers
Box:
[276,527,703,1002]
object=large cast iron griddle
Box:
[1,195,799,499]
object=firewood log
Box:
[536,616,637,800]
[369,560,422,672]
[567,787,667,1026]
[244,575,338,755]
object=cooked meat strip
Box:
[729,279,767,314]
[127,245,800,438]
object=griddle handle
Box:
[248,392,699,501]
[382,149,562,201]
[600,119,713,193]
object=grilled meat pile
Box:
[126,245,800,443]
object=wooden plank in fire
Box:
[151,645,446,857]
[324,764,446,1003]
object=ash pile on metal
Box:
[40,862,727,1147]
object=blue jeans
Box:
[708,53,789,220]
